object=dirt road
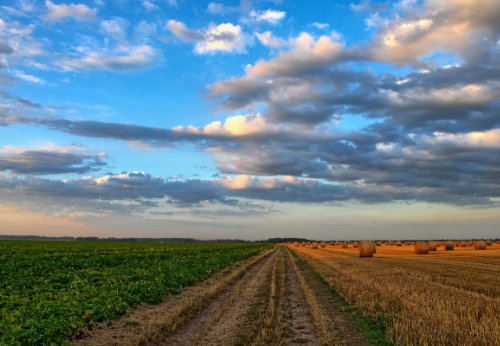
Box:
[74,245,372,346]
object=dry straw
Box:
[312,242,318,249]
[445,242,454,250]
[342,242,348,248]
[428,242,437,251]
[358,241,374,257]
[414,242,429,254]
[474,241,486,250]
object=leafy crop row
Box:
[0,241,273,345]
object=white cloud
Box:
[167,20,248,54]
[312,22,329,29]
[248,9,285,25]
[207,2,238,14]
[255,31,287,47]
[59,44,161,71]
[44,1,97,21]
[12,70,46,84]
[100,18,129,41]
[142,0,159,11]
[173,114,271,136]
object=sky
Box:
[1,0,500,240]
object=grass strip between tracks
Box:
[236,245,287,346]
[289,248,395,346]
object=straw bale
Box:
[474,241,486,250]
[312,242,318,249]
[428,242,437,251]
[445,242,454,250]
[414,242,429,254]
[358,241,374,257]
[342,242,348,248]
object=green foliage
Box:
[0,240,273,345]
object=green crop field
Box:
[0,240,273,345]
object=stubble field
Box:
[290,242,500,346]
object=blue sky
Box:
[1,0,500,240]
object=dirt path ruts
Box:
[287,247,372,346]
[159,245,282,346]
[283,247,323,345]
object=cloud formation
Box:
[167,20,248,53]
[0,144,106,175]
[44,1,97,22]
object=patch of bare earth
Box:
[159,245,281,346]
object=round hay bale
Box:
[467,241,473,246]
[342,242,348,248]
[474,241,486,250]
[358,241,374,257]
[353,242,359,248]
[460,241,467,247]
[376,241,381,246]
[389,241,394,245]
[445,242,454,250]
[429,242,437,251]
[312,242,318,249]
[320,242,326,248]
[294,242,299,247]
[371,241,377,253]
[486,240,492,246]
[396,241,402,247]
[415,242,429,254]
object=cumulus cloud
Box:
[367,0,500,64]
[207,32,347,124]
[167,20,248,53]
[247,9,285,25]
[44,1,97,22]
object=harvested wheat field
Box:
[290,242,500,346]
